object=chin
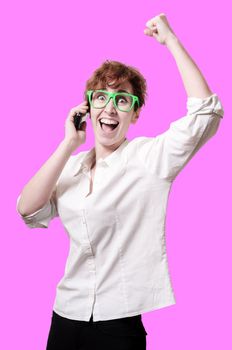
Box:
[97,136,118,144]
[96,133,124,145]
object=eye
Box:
[116,94,131,105]
[97,94,106,100]
[92,91,107,101]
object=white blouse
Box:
[16,93,224,321]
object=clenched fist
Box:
[144,13,176,45]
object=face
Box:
[89,81,141,149]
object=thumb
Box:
[80,121,87,131]
[144,27,156,36]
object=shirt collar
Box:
[73,138,129,177]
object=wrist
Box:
[165,33,179,50]
[61,138,81,153]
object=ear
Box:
[131,108,141,124]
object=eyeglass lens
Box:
[91,91,133,111]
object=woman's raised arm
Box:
[144,13,213,99]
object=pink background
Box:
[1,0,231,349]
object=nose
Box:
[104,97,117,114]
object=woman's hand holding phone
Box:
[64,100,89,151]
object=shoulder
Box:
[126,136,157,152]
[57,150,89,182]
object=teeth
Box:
[99,118,119,125]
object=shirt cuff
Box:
[187,93,224,118]
[16,194,53,228]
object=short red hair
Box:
[84,60,148,113]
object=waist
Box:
[53,310,141,324]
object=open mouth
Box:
[99,119,120,133]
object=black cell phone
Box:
[73,101,90,130]
[74,112,84,130]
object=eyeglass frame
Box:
[86,89,140,112]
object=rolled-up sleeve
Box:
[16,188,59,229]
[137,93,224,181]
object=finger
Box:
[70,110,86,116]
[145,19,157,29]
[144,28,155,36]
[69,110,87,119]
[76,101,88,107]
[72,106,89,112]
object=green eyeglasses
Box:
[86,90,140,112]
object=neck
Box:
[94,137,126,164]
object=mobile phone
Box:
[74,101,90,130]
[74,112,84,130]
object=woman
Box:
[16,13,224,350]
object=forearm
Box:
[17,139,77,216]
[166,34,213,99]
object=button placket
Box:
[81,210,97,308]
[94,163,108,186]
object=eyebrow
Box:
[117,89,130,94]
[97,88,131,94]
